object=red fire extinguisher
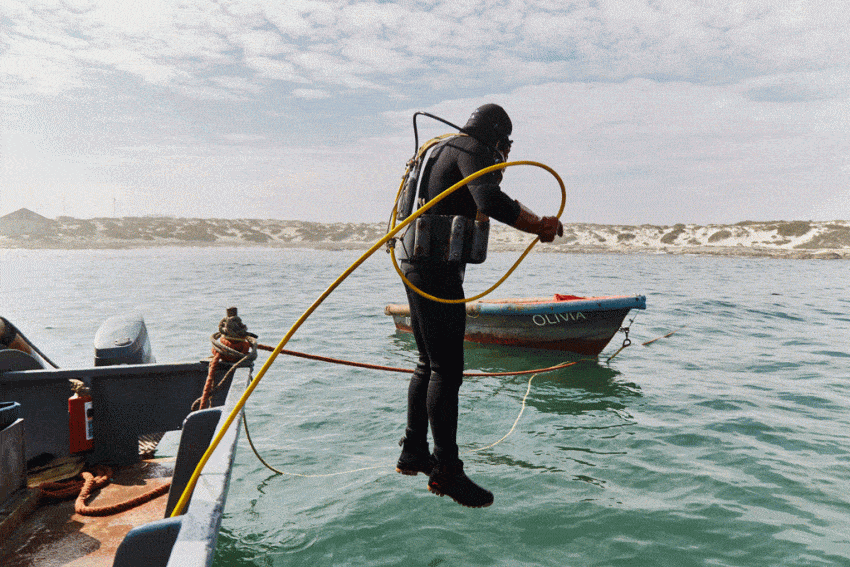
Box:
[69,392,94,453]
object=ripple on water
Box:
[5,249,850,566]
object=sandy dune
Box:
[2,216,848,259]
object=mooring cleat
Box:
[427,461,493,508]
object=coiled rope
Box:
[37,465,171,517]
[34,310,258,517]
[195,309,259,412]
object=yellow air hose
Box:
[389,160,566,303]
[169,160,566,517]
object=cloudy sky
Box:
[2,0,848,225]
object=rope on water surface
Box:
[238,323,684,478]
[214,316,681,479]
[642,326,686,346]
[254,342,576,377]
[462,372,538,456]
[242,361,577,478]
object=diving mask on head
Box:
[496,137,512,161]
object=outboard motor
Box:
[93,313,155,366]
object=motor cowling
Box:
[93,313,154,366]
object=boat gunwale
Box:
[473,295,646,315]
[385,294,646,317]
[0,361,244,567]
[163,373,244,567]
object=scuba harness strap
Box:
[393,132,492,265]
[394,134,452,224]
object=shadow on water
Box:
[455,343,641,481]
[391,331,642,417]
[466,342,640,394]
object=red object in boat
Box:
[69,393,94,453]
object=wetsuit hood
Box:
[463,104,512,148]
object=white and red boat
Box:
[385,294,647,356]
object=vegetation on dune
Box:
[0,212,847,258]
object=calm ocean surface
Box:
[2,247,849,566]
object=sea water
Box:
[2,247,849,566]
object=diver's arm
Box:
[457,143,521,224]
[458,139,563,241]
[511,201,563,243]
[467,183,520,224]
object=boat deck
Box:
[0,457,174,567]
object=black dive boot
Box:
[396,437,436,476]
[427,460,493,508]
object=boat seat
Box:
[0,349,43,373]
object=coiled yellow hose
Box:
[170,159,566,517]
[389,160,566,303]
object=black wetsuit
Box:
[418,135,520,222]
[402,135,521,465]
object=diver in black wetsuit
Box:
[395,104,563,508]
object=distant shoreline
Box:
[1,215,848,259]
[2,240,845,260]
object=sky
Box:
[1,0,849,225]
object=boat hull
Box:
[0,309,244,567]
[0,360,243,567]
[385,295,646,356]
